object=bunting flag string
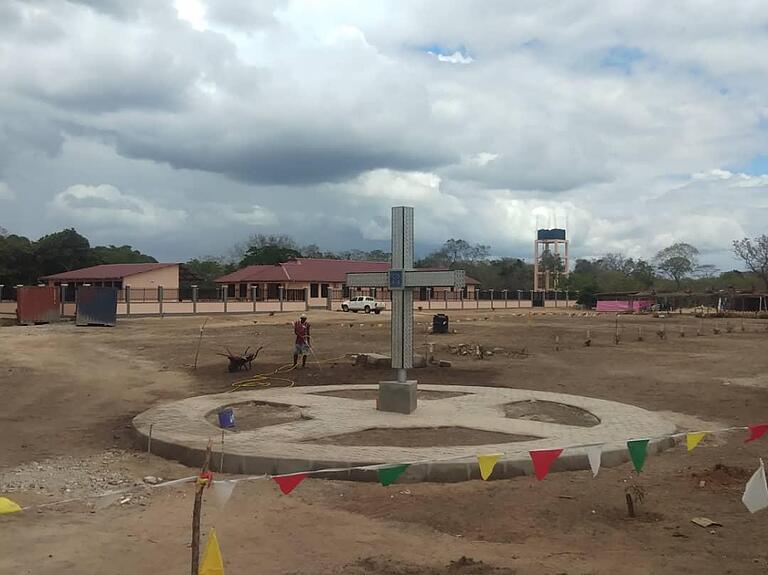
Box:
[686,432,707,452]
[627,439,650,473]
[199,527,225,575]
[529,449,563,480]
[378,464,410,486]
[745,424,768,443]
[742,459,768,513]
[477,454,501,481]
[586,445,602,477]
[273,473,308,495]
[4,421,768,515]
[0,497,22,515]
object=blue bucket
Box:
[218,408,235,428]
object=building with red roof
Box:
[41,263,180,291]
[215,258,479,307]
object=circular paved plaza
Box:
[133,385,676,482]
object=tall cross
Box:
[346,206,466,414]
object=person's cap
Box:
[300,313,307,319]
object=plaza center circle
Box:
[132,385,675,482]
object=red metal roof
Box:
[41,263,178,281]
[215,258,480,284]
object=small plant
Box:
[624,481,647,518]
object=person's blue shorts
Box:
[294,343,309,356]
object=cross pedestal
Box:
[346,206,466,414]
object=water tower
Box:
[533,228,569,291]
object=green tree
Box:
[185,257,234,288]
[0,232,35,285]
[239,244,301,266]
[91,245,157,264]
[33,228,93,277]
[417,239,491,268]
[733,235,768,289]
[653,242,699,290]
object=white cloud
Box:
[434,51,474,64]
[48,184,187,232]
[216,204,278,226]
[0,182,14,200]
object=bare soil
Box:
[2,309,768,574]
[205,401,305,431]
[503,399,600,427]
[310,426,539,447]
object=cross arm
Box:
[345,272,389,287]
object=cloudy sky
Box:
[1,1,767,267]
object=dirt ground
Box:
[1,309,768,574]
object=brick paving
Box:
[133,385,675,481]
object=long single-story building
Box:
[215,258,479,308]
[41,263,181,301]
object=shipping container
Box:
[76,286,118,327]
[16,286,61,325]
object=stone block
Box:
[438,360,452,367]
[378,381,418,414]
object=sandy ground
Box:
[1,309,768,574]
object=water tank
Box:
[537,228,567,241]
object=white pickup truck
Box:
[341,296,385,314]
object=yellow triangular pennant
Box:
[0,497,22,515]
[477,454,501,481]
[199,528,224,575]
[686,432,707,452]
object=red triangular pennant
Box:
[529,449,563,480]
[746,424,768,443]
[272,473,307,495]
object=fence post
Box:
[192,285,198,314]
[565,290,570,308]
[518,290,522,308]
[554,290,558,308]
[326,290,333,311]
[490,289,494,310]
[444,290,448,310]
[125,286,131,316]
[476,289,480,309]
[427,288,431,310]
[0,284,3,303]
[460,290,464,309]
[503,289,508,309]
[59,283,68,316]
[305,288,309,311]
[252,285,258,312]
[158,286,164,317]
[279,286,284,312]
[223,286,228,313]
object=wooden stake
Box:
[625,492,636,518]
[147,424,153,456]
[220,430,225,472]
[193,318,209,370]
[191,441,213,575]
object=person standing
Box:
[293,313,311,368]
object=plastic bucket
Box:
[218,408,235,428]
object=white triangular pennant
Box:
[586,445,602,478]
[207,480,237,509]
[742,460,768,514]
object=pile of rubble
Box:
[446,344,529,359]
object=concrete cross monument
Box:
[346,206,466,414]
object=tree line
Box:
[2,227,767,301]
[0,227,156,286]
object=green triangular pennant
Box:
[627,439,650,473]
[378,464,409,486]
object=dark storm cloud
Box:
[114,130,454,186]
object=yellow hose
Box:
[229,352,349,391]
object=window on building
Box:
[310,283,319,298]
[321,283,329,298]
